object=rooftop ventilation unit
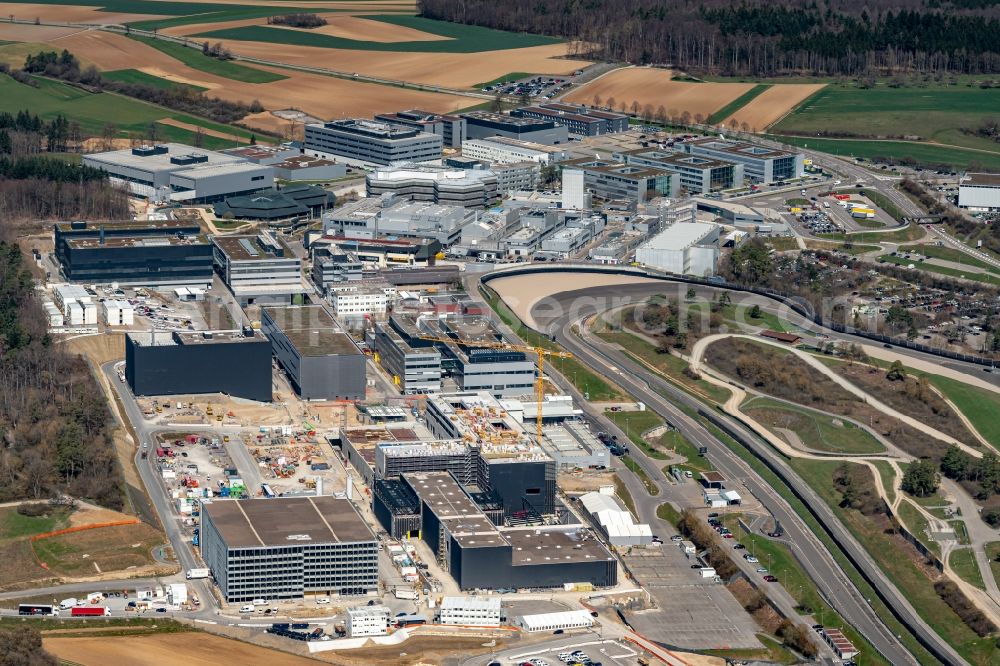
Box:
[132,145,168,157]
[170,153,209,166]
[238,238,259,257]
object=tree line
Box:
[419,0,1000,75]
[22,49,262,124]
[0,236,123,509]
[268,13,328,28]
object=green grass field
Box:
[126,36,286,83]
[0,74,257,150]
[773,84,1000,154]
[474,72,535,88]
[987,542,1000,590]
[878,254,1000,286]
[102,68,207,92]
[196,15,560,53]
[790,459,998,665]
[949,548,985,590]
[708,84,770,124]
[606,410,670,460]
[769,134,1000,172]
[0,507,69,540]
[898,244,1000,274]
[742,396,885,454]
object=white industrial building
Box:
[580,491,653,546]
[43,302,64,327]
[959,173,1000,211]
[53,284,97,325]
[438,596,502,626]
[330,287,388,319]
[167,583,187,605]
[515,610,595,633]
[346,605,392,637]
[102,299,135,326]
[561,168,589,210]
[635,222,721,277]
[461,137,563,165]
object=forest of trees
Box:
[22,50,261,124]
[0,109,130,224]
[420,0,1000,75]
[0,234,122,508]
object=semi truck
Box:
[71,606,110,617]
[186,568,209,580]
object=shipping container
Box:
[71,606,110,616]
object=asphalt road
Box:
[524,282,964,666]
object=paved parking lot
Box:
[622,548,761,650]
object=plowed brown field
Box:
[719,83,827,130]
[44,634,322,666]
[565,67,754,118]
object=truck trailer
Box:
[71,606,110,617]
[186,568,210,580]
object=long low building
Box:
[367,165,498,208]
[682,137,803,184]
[580,491,652,546]
[200,496,378,602]
[125,329,272,402]
[82,143,273,203]
[512,103,629,136]
[958,172,1000,211]
[462,111,568,145]
[561,158,678,203]
[616,148,744,193]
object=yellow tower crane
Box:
[417,335,572,441]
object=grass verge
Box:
[613,475,636,516]
[622,455,659,496]
[949,548,985,591]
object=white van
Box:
[240,604,255,613]
[252,599,267,606]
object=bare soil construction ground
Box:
[565,67,755,119]
[720,83,826,130]
[7,26,474,120]
[44,633,324,666]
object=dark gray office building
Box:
[374,315,442,394]
[261,305,366,400]
[373,472,617,591]
[125,329,272,402]
[304,119,442,166]
[374,109,466,148]
[461,111,568,145]
[54,220,213,286]
[512,103,629,136]
[200,496,378,602]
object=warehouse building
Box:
[462,111,568,145]
[959,173,1000,211]
[439,596,502,626]
[374,109,466,148]
[461,137,568,166]
[513,103,629,136]
[125,329,272,402]
[53,220,213,286]
[212,232,307,306]
[579,491,653,546]
[260,305,365,400]
[561,158,678,203]
[374,314,442,394]
[540,421,609,470]
[304,119,442,166]
[376,471,617,591]
[367,165,498,208]
[635,222,721,277]
[82,143,273,202]
[515,610,594,633]
[616,148,744,193]
[682,138,803,184]
[200,496,378,602]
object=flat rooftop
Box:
[404,471,507,548]
[202,496,375,549]
[563,158,672,179]
[262,305,360,356]
[641,222,719,251]
[314,119,424,140]
[621,148,733,170]
[66,234,208,249]
[685,137,795,159]
[84,143,245,171]
[212,233,294,262]
[55,219,198,234]
[505,527,612,565]
[463,111,554,128]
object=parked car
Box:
[764,575,778,582]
